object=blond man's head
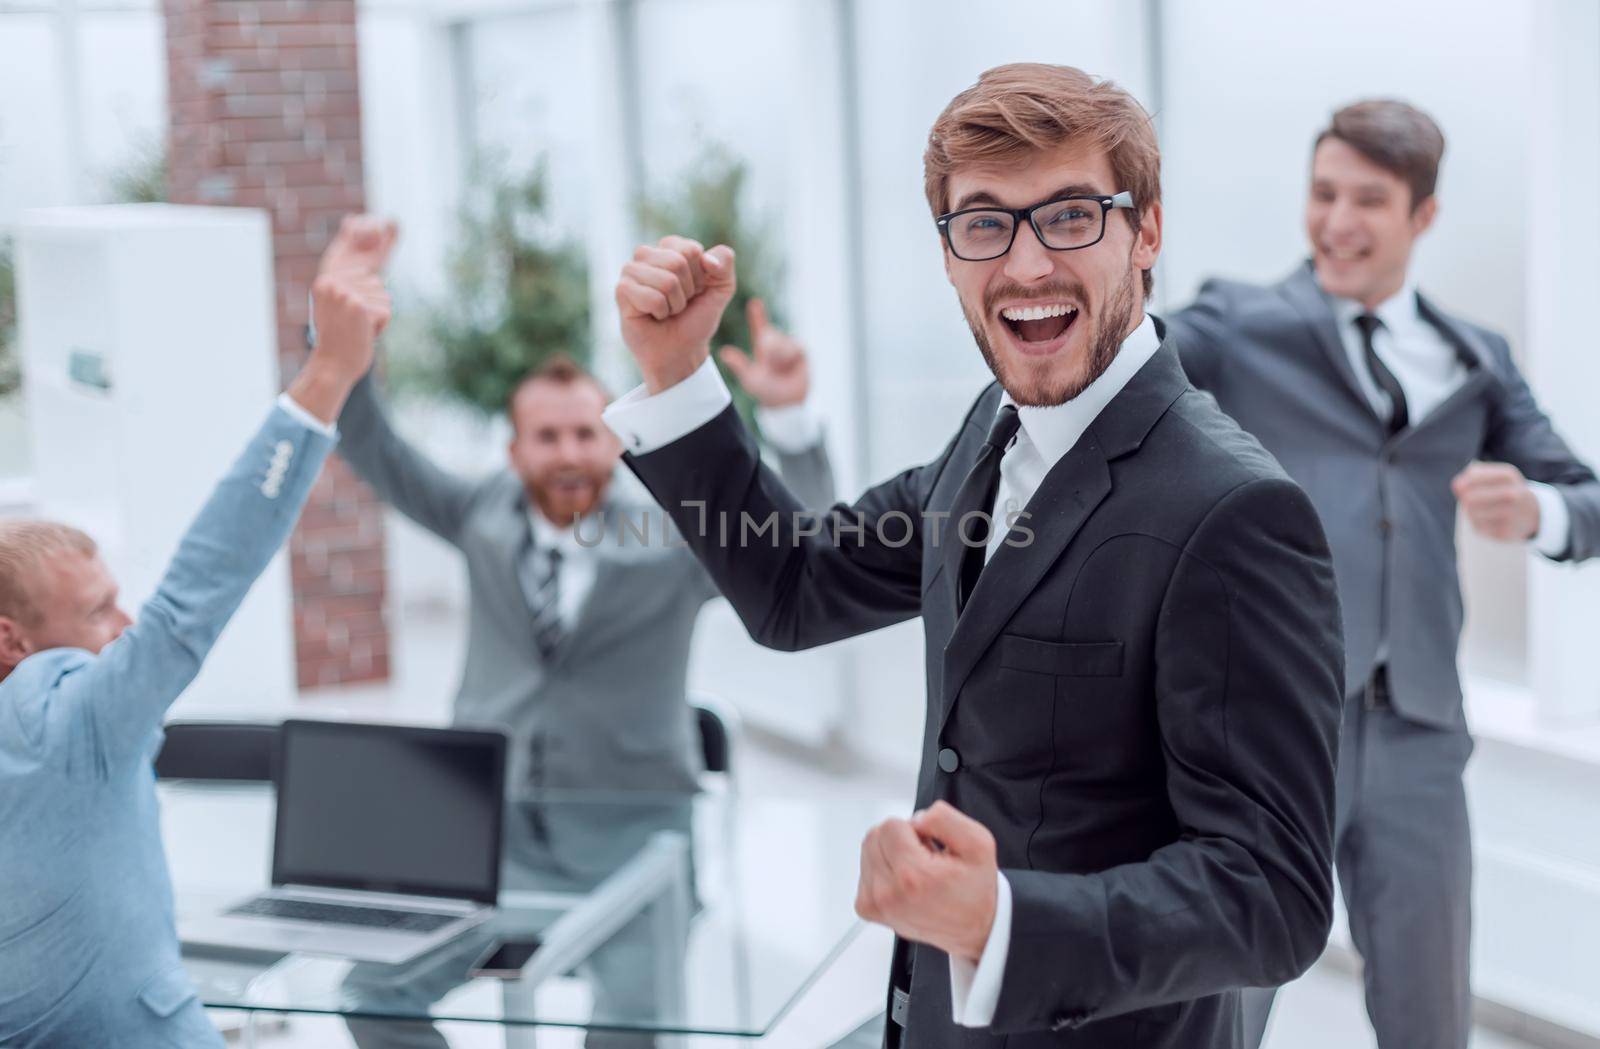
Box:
[0,520,129,677]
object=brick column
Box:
[164,0,390,689]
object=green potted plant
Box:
[391,159,591,416]
[641,144,786,430]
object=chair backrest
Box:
[691,700,736,776]
[154,720,280,782]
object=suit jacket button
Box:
[937,747,960,773]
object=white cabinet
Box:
[16,204,295,715]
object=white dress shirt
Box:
[276,392,339,438]
[603,317,1163,1029]
[1327,282,1570,557]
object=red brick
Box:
[166,0,386,690]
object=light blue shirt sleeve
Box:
[22,405,336,775]
[948,870,1012,1026]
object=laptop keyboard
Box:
[227,896,461,933]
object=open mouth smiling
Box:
[998,301,1080,354]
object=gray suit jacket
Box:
[1168,263,1600,728]
[337,374,835,793]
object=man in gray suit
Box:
[320,218,834,801]
[1166,99,1600,1049]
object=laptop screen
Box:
[272,720,507,905]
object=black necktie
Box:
[1355,313,1409,435]
[949,405,1022,610]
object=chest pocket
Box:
[950,636,1125,776]
[999,636,1124,677]
[988,635,1132,774]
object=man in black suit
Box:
[601,63,1345,1048]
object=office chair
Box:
[154,720,280,782]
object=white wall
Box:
[1158,0,1541,683]
[0,1,166,225]
[834,0,1155,768]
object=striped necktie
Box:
[525,543,564,659]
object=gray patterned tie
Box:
[525,544,564,659]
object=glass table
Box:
[162,784,897,1042]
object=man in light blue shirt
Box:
[0,248,390,1048]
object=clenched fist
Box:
[318,214,399,279]
[286,270,392,426]
[616,236,737,394]
[856,800,999,963]
[1452,461,1540,542]
[311,271,391,383]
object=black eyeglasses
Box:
[936,191,1136,261]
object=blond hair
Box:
[0,519,97,626]
[924,63,1162,295]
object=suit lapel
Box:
[938,439,1111,731]
[936,345,1189,734]
[1281,262,1383,424]
[1392,293,1499,438]
[502,487,546,633]
[1415,292,1495,373]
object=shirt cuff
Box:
[603,356,732,454]
[948,870,1011,1027]
[754,401,824,453]
[276,392,339,438]
[1529,481,1572,558]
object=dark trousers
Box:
[1245,678,1474,1049]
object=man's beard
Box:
[527,470,611,526]
[965,264,1139,408]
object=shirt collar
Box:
[997,313,1161,468]
[1327,277,1422,336]
[528,504,595,553]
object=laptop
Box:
[180,719,507,966]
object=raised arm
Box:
[336,372,480,544]
[606,237,952,650]
[316,216,480,544]
[720,297,837,509]
[38,269,390,774]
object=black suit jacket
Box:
[624,339,1345,1048]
